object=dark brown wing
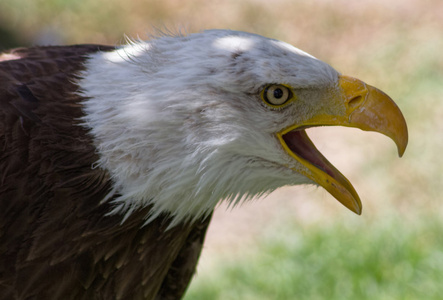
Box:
[0,45,211,299]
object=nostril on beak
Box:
[348,95,364,110]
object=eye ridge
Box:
[263,84,293,107]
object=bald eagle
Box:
[0,30,407,299]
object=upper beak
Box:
[339,76,408,157]
[278,75,408,214]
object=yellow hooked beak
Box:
[277,75,408,214]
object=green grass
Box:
[185,216,443,300]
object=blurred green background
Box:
[1,0,442,299]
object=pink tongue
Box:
[282,130,336,178]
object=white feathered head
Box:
[80,30,408,225]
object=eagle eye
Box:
[262,84,293,107]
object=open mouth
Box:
[282,129,336,179]
[278,127,363,215]
[273,75,408,215]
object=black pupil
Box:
[273,88,284,99]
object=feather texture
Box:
[80,30,336,225]
[0,45,211,299]
[0,30,344,299]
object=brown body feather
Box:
[0,45,211,299]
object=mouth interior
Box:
[282,129,336,178]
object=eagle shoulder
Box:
[0,44,209,299]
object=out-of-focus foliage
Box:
[186,217,443,300]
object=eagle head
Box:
[80,30,408,225]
